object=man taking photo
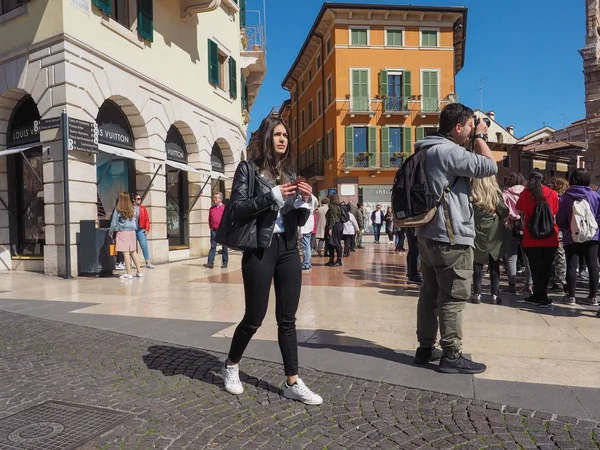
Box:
[414,103,497,374]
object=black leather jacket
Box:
[230,162,310,250]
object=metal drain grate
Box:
[0,401,130,449]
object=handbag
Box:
[109,242,117,256]
[215,161,258,251]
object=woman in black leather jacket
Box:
[221,115,323,406]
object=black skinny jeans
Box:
[473,256,500,296]
[228,234,302,376]
[565,241,599,298]
[524,247,557,303]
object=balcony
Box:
[241,24,266,112]
[299,161,325,181]
[420,97,444,116]
[349,96,374,118]
[341,152,407,170]
[383,96,411,116]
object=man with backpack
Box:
[406,103,497,374]
[556,168,600,307]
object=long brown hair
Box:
[247,115,295,183]
[116,191,134,219]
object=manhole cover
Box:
[0,401,129,449]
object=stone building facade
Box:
[582,0,600,184]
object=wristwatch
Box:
[474,133,487,141]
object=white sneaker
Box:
[115,262,126,270]
[146,262,155,269]
[281,378,323,405]
[221,362,243,395]
[135,272,144,278]
[119,274,133,279]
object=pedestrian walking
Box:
[343,211,359,257]
[221,115,322,405]
[414,103,497,374]
[502,173,532,294]
[550,177,569,291]
[326,194,344,266]
[109,191,144,279]
[556,169,600,306]
[371,204,385,244]
[384,206,395,247]
[516,171,560,308]
[471,176,508,305]
[315,198,329,257]
[299,194,319,271]
[348,202,360,251]
[356,203,366,249]
[133,193,154,269]
[205,192,229,269]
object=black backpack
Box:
[528,196,554,239]
[340,204,350,223]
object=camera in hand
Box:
[475,117,491,128]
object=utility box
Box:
[78,220,115,276]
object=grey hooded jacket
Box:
[414,135,498,247]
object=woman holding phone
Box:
[221,115,322,405]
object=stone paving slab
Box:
[0,311,599,449]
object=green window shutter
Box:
[403,70,412,98]
[345,127,354,167]
[208,40,219,85]
[137,0,154,42]
[381,127,390,154]
[93,0,111,14]
[241,73,248,110]
[229,57,237,98]
[368,127,377,168]
[416,126,425,141]
[379,70,388,97]
[239,0,246,28]
[403,126,412,154]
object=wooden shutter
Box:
[379,70,388,97]
[137,0,154,42]
[403,126,412,154]
[368,127,377,168]
[403,70,412,98]
[381,127,390,154]
[93,0,111,14]
[345,127,354,167]
[208,40,219,85]
[416,127,425,141]
[239,0,246,28]
[241,73,248,110]
[229,57,237,98]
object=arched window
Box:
[6,96,44,257]
[166,126,189,248]
[211,142,226,197]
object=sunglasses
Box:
[135,197,141,201]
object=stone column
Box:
[0,153,9,272]
[582,0,600,184]
[188,149,211,258]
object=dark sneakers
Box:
[414,347,443,365]
[523,295,539,305]
[203,263,214,269]
[438,354,487,374]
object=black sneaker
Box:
[221,264,228,269]
[438,354,487,374]
[204,263,214,269]
[523,295,539,305]
[537,301,553,309]
[596,310,600,318]
[333,261,343,267]
[414,347,443,365]
[407,275,423,284]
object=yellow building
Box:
[281,3,467,218]
[0,0,265,276]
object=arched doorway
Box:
[211,142,226,198]
[6,95,44,257]
[96,100,136,227]
[165,126,189,249]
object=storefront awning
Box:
[0,143,48,156]
[98,143,153,163]
[165,159,203,175]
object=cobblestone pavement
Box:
[0,311,598,450]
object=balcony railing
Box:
[351,96,370,112]
[421,97,441,113]
[342,152,407,169]
[299,161,325,180]
[384,96,410,113]
[246,25,265,52]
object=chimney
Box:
[507,125,514,136]
[487,111,496,121]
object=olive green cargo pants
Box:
[416,237,474,357]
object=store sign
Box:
[97,122,133,149]
[9,124,39,145]
[166,141,187,163]
[68,118,98,154]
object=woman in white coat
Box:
[315,198,329,257]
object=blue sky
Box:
[247,0,585,138]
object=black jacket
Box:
[230,162,310,250]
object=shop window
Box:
[166,126,190,248]
[1,0,24,15]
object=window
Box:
[110,0,130,27]
[497,132,504,143]
[327,77,333,105]
[309,69,313,82]
[386,29,403,46]
[326,37,332,54]
[351,69,369,111]
[354,127,367,153]
[503,155,510,168]
[299,151,306,169]
[308,145,314,166]
[293,119,298,138]
[1,0,24,15]
[308,100,313,123]
[421,29,438,47]
[317,89,323,116]
[421,71,439,112]
[350,28,368,46]
[317,139,323,164]
[208,39,236,97]
[293,91,298,103]
[326,130,334,160]
[300,79,305,92]
[387,73,403,111]
[316,54,322,69]
[92,0,154,41]
[389,128,403,154]
[301,109,306,132]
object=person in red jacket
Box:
[516,171,559,308]
[134,194,154,269]
[205,192,228,269]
